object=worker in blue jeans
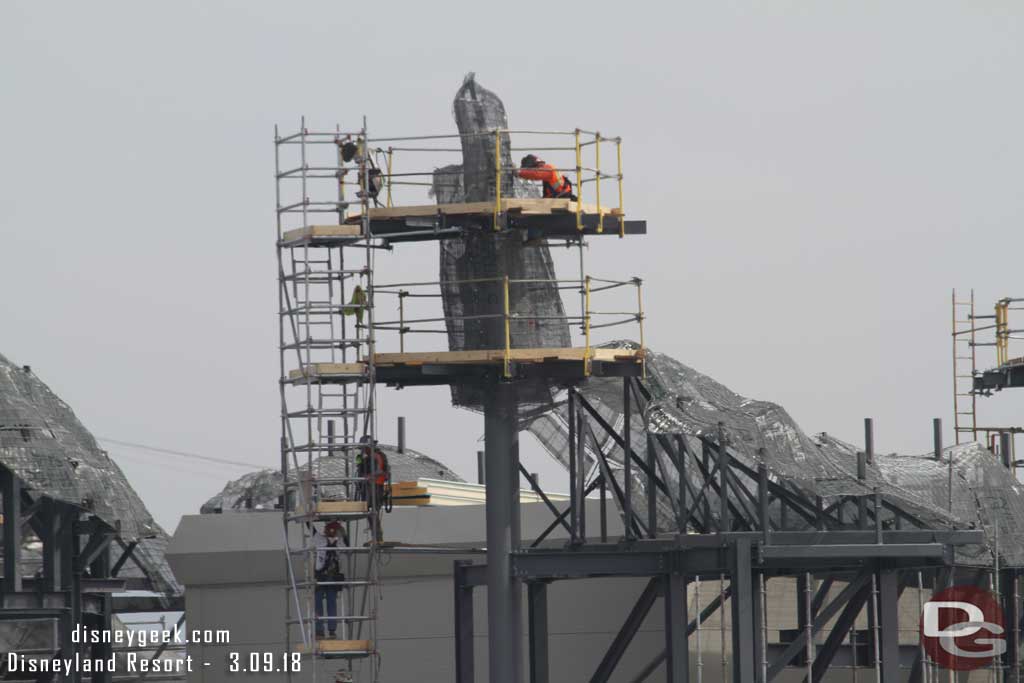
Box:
[314,521,348,639]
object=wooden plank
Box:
[363,199,620,221]
[390,486,428,496]
[372,347,641,367]
[281,224,362,243]
[299,639,372,654]
[289,363,366,381]
[317,501,368,514]
[392,497,430,507]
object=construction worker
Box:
[342,284,367,327]
[314,520,349,639]
[356,437,390,542]
[336,137,385,207]
[518,154,577,200]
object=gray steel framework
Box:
[450,375,1018,683]
[1,464,179,683]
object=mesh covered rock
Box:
[436,74,570,415]
[202,444,464,513]
[527,342,1024,567]
[0,353,180,597]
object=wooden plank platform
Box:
[373,347,642,367]
[281,224,363,244]
[317,501,368,515]
[298,639,371,655]
[289,363,366,382]
[347,199,622,222]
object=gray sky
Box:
[2,2,1021,532]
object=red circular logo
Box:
[921,585,1005,671]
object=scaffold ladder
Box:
[277,118,382,683]
[952,288,978,444]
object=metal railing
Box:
[372,274,645,378]
[276,128,628,236]
[995,297,1024,367]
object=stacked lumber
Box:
[390,481,430,506]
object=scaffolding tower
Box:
[277,119,382,683]
[951,288,1022,467]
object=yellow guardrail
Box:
[372,274,644,379]
[335,128,628,237]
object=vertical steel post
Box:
[577,409,587,542]
[732,539,756,683]
[485,381,520,683]
[646,435,657,538]
[857,451,868,529]
[453,560,475,683]
[677,435,688,530]
[752,571,766,683]
[568,387,578,543]
[758,461,770,546]
[623,377,633,540]
[664,573,689,683]
[1,467,22,594]
[878,571,900,683]
[528,581,549,683]
[874,488,883,544]
[90,543,113,683]
[865,417,875,464]
[477,450,485,485]
[1001,432,1012,469]
[397,416,406,453]
[600,475,608,542]
[934,418,951,512]
[717,424,730,533]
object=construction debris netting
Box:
[0,353,180,596]
[201,444,464,513]
[433,73,570,415]
[527,342,1024,568]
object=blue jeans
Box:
[315,586,337,637]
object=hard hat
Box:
[325,521,342,535]
[521,154,539,168]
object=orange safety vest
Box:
[518,163,574,198]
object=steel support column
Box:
[663,573,689,683]
[623,377,633,541]
[90,542,114,683]
[453,560,475,683]
[731,538,755,682]
[485,380,521,683]
[528,581,549,683]
[646,435,657,537]
[877,570,900,683]
[1,467,23,595]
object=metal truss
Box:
[453,374,1018,683]
[1,464,180,683]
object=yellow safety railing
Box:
[996,299,1012,367]
[334,128,627,236]
[371,274,645,379]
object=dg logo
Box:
[921,585,1006,671]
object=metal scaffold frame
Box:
[273,116,649,683]
[951,289,1023,467]
[277,119,383,683]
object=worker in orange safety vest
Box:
[517,154,577,200]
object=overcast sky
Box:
[2,2,1021,532]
